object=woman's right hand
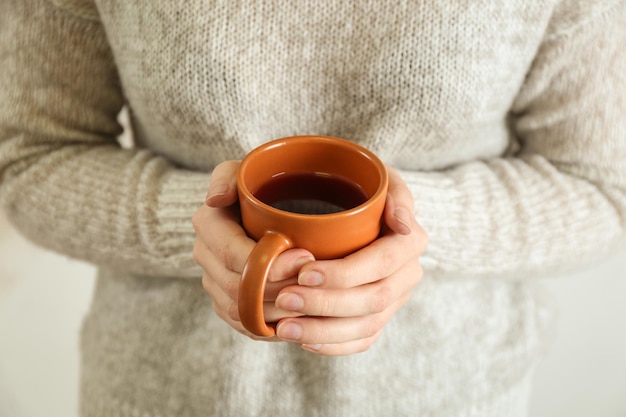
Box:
[192,161,315,340]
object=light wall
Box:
[1,212,625,416]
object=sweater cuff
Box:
[154,169,210,277]
[399,169,461,273]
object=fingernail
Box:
[276,293,304,311]
[294,256,315,271]
[298,270,323,286]
[205,183,229,204]
[394,207,412,235]
[301,343,322,352]
[277,322,302,341]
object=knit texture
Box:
[1,1,625,416]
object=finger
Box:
[192,204,254,273]
[199,237,305,323]
[277,259,421,317]
[205,160,241,207]
[298,226,427,289]
[268,248,315,283]
[203,270,301,331]
[264,277,299,300]
[198,241,300,300]
[263,300,304,322]
[212,297,281,343]
[202,271,240,322]
[275,293,409,345]
[383,167,415,236]
[301,330,383,357]
[198,246,242,299]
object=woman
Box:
[1,1,624,416]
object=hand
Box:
[273,167,428,355]
[192,160,315,340]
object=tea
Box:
[253,172,369,214]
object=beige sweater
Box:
[1,0,625,416]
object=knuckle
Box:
[192,242,204,267]
[314,321,332,342]
[201,273,210,291]
[364,315,384,338]
[225,279,239,301]
[369,285,392,314]
[365,331,384,352]
[191,208,204,233]
[357,346,371,354]
[377,246,397,278]
[317,295,335,317]
[355,338,374,354]
[329,260,351,288]
[227,301,240,322]
[216,243,236,271]
[220,234,250,273]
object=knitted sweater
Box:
[1,0,625,416]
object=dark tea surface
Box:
[253,172,369,214]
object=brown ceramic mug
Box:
[237,135,388,337]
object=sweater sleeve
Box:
[0,0,208,278]
[406,2,626,279]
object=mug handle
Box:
[239,232,294,337]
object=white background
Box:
[1,210,625,417]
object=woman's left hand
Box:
[274,167,428,356]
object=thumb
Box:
[383,167,415,236]
[205,160,241,207]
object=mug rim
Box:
[237,135,388,219]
